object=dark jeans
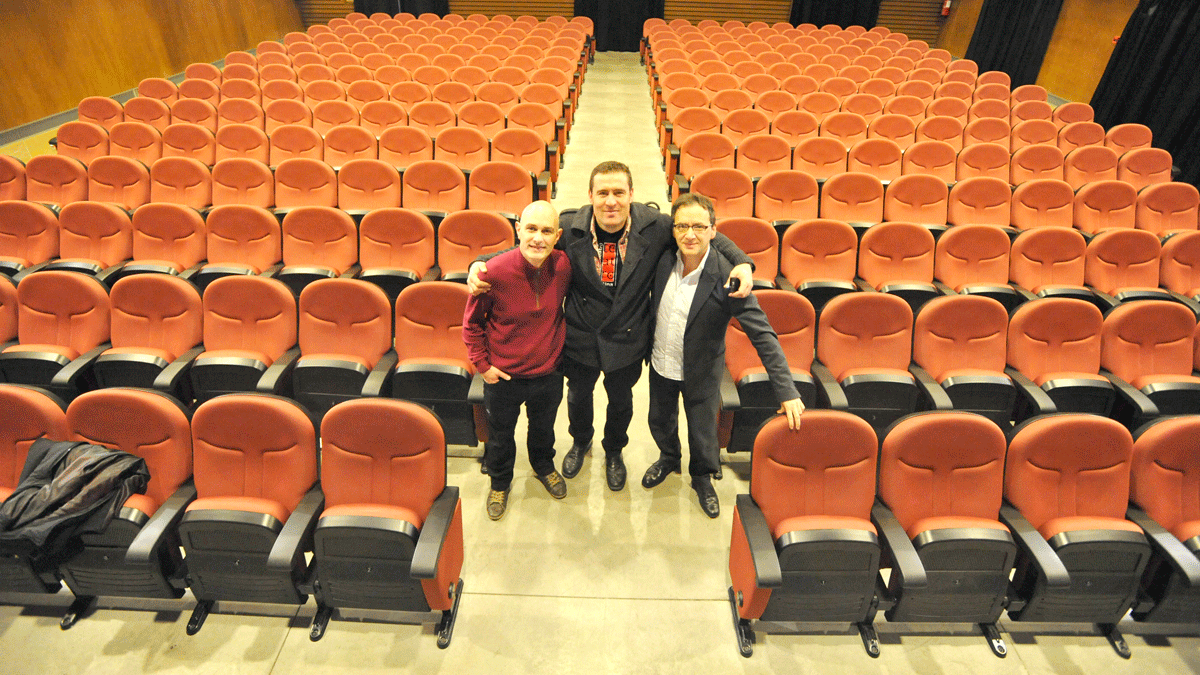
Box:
[561,357,642,456]
[647,366,720,478]
[484,371,564,491]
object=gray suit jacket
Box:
[650,246,800,404]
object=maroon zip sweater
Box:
[462,247,572,378]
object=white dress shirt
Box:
[651,248,711,381]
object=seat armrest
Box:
[338,263,362,279]
[10,260,52,284]
[51,342,111,388]
[178,262,205,281]
[1009,283,1038,302]
[810,360,849,409]
[95,261,129,286]
[931,280,954,295]
[999,502,1070,587]
[412,486,460,579]
[1089,288,1119,312]
[153,345,205,392]
[267,484,324,572]
[1127,504,1200,587]
[872,499,927,590]
[467,372,485,404]
[735,494,782,588]
[1165,290,1200,320]
[361,350,397,397]
[720,368,740,410]
[257,346,301,395]
[1004,367,1057,416]
[909,363,953,410]
[853,277,875,292]
[1101,368,1160,423]
[126,482,197,565]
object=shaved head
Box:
[520,200,559,226]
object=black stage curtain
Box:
[400,0,449,15]
[964,0,1063,87]
[355,0,399,14]
[1092,0,1200,188]
[789,0,882,28]
[575,0,663,52]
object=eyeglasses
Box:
[672,224,712,234]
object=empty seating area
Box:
[644,19,1195,235]
[4,9,1200,673]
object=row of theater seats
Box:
[717,218,1200,313]
[687,169,1198,236]
[1,156,540,219]
[0,384,464,644]
[65,96,565,184]
[729,409,1200,658]
[0,200,510,296]
[671,130,1169,197]
[0,269,489,442]
[719,287,1200,450]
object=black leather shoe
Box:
[641,458,681,489]
[606,452,627,491]
[561,440,591,479]
[691,476,720,518]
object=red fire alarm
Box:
[942,0,952,16]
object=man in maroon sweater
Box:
[463,201,573,520]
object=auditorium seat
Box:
[846,138,902,182]
[43,201,131,280]
[108,121,163,165]
[436,210,513,283]
[956,142,1009,182]
[934,223,1022,310]
[720,290,824,453]
[1117,147,1172,193]
[468,161,536,221]
[215,124,270,165]
[291,278,395,420]
[1101,300,1200,425]
[1105,123,1153,156]
[357,208,436,299]
[0,200,59,277]
[0,383,68,592]
[210,158,274,208]
[754,170,818,229]
[1011,179,1075,230]
[883,173,948,227]
[947,176,1012,229]
[1136,182,1200,236]
[1006,298,1112,416]
[274,157,337,213]
[54,387,194,627]
[192,204,282,291]
[1064,145,1119,191]
[26,155,89,210]
[1127,415,1200,624]
[189,275,297,404]
[305,398,464,645]
[1084,228,1174,308]
[727,411,881,657]
[820,172,883,227]
[857,221,941,312]
[0,155,27,201]
[178,393,321,634]
[270,125,324,165]
[1160,230,1200,302]
[491,128,553,201]
[912,296,1016,424]
[277,206,360,295]
[0,270,111,401]
[123,97,171,132]
[54,121,109,166]
[792,136,847,181]
[1073,180,1137,234]
[900,140,955,182]
[874,411,1015,656]
[78,96,124,131]
[688,167,754,218]
[392,281,481,445]
[779,218,858,310]
[1001,414,1149,657]
[816,291,943,434]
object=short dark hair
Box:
[671,192,717,226]
[589,161,633,192]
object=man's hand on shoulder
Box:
[727,263,753,298]
[482,366,510,384]
[467,262,491,296]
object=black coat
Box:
[556,203,754,371]
[0,439,149,563]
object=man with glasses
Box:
[644,193,804,518]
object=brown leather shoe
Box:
[486,489,509,520]
[536,470,567,499]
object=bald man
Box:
[463,201,573,520]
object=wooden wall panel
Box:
[1038,0,1137,104]
[663,1,791,25]
[0,0,302,131]
[297,0,357,27]
[877,0,946,44]
[448,1,574,20]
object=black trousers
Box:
[561,357,642,456]
[484,371,563,491]
[647,367,721,478]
